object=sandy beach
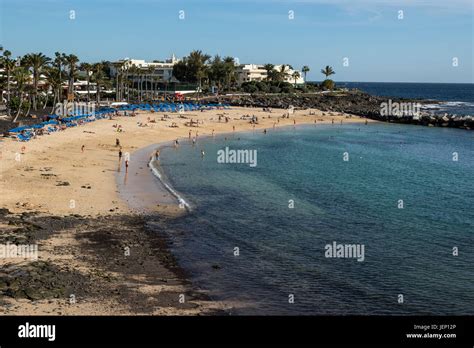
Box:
[0,106,371,315]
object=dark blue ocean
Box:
[153,123,474,315]
[337,82,474,115]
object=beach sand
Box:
[0,106,371,315]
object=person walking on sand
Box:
[119,149,123,161]
[81,145,85,153]
[116,138,120,147]
[189,130,191,139]
[233,125,235,132]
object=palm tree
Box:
[79,62,93,102]
[112,62,124,102]
[44,66,62,112]
[188,50,211,87]
[292,71,301,87]
[321,65,335,79]
[23,53,51,110]
[223,56,236,90]
[12,67,31,122]
[277,65,291,87]
[127,65,139,102]
[302,66,310,85]
[92,62,105,104]
[263,63,275,81]
[146,65,155,101]
[2,50,15,115]
[64,54,79,99]
[53,52,66,102]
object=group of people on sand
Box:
[113,124,123,132]
[218,115,229,123]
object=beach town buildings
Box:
[110,57,305,88]
[235,64,305,85]
[0,55,306,104]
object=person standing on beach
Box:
[233,125,235,132]
[155,150,160,161]
[119,149,122,161]
[174,139,179,148]
[116,138,120,147]
[189,130,191,139]
[125,160,129,173]
[81,145,85,153]
[212,129,215,137]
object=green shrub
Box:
[321,79,335,90]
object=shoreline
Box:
[0,106,371,315]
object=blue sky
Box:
[1,0,473,83]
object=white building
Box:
[235,64,305,85]
[110,55,180,83]
[235,64,268,84]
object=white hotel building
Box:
[110,55,180,83]
[235,64,305,85]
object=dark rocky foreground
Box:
[206,92,473,130]
[0,209,222,314]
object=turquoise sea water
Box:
[152,123,473,315]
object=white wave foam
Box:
[148,159,192,211]
[442,101,474,107]
[421,104,441,109]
